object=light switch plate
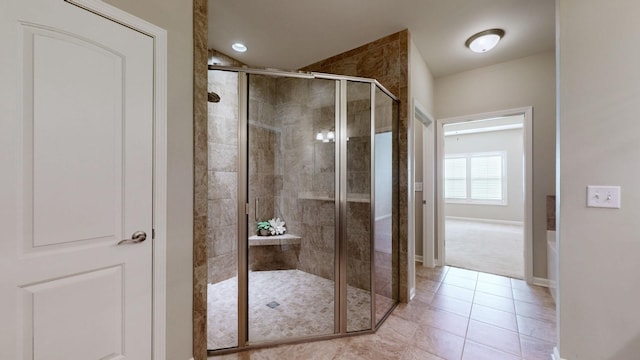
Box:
[415,182,423,191]
[587,186,621,209]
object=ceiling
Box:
[208,0,555,78]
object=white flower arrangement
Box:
[268,217,286,235]
[256,217,286,236]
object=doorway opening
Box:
[436,108,532,280]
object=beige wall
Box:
[409,40,435,114]
[435,51,555,278]
[103,1,193,359]
[558,0,640,358]
[408,38,435,268]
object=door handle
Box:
[117,231,147,245]
[255,198,259,221]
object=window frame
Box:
[444,151,508,205]
[443,155,468,200]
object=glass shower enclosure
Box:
[206,66,399,353]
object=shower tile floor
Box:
[207,269,395,350]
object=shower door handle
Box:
[117,231,147,245]
[255,198,259,221]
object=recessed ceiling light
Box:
[232,42,247,53]
[465,29,505,53]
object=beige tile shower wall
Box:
[375,99,393,133]
[347,99,372,195]
[232,74,340,280]
[346,97,373,291]
[248,127,277,225]
[207,70,238,284]
[301,30,409,302]
[248,75,277,228]
[277,77,337,281]
[346,202,371,291]
[208,70,378,290]
[277,77,312,239]
[298,199,336,280]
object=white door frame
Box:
[413,100,435,269]
[68,1,168,357]
[435,107,533,283]
[408,98,434,300]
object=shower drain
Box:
[266,301,280,309]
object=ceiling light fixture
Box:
[465,29,505,53]
[231,42,247,53]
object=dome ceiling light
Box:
[232,42,247,53]
[465,29,505,53]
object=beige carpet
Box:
[445,217,524,279]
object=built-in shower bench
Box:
[248,234,302,271]
[248,233,301,246]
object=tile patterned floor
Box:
[208,270,394,349]
[210,264,557,359]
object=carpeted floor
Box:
[445,217,524,279]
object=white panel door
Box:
[0,0,154,359]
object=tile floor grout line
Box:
[459,270,479,359]
[510,283,525,359]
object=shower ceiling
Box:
[207,0,555,77]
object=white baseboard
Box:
[532,277,551,288]
[552,346,566,360]
[415,255,437,268]
[446,216,524,226]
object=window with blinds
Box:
[444,152,506,204]
[444,157,467,199]
[471,155,503,200]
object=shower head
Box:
[208,91,220,103]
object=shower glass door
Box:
[206,67,399,354]
[246,74,337,343]
[373,86,399,325]
[206,69,239,350]
[345,81,373,332]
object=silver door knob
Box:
[117,231,147,245]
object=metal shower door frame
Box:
[207,65,398,354]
